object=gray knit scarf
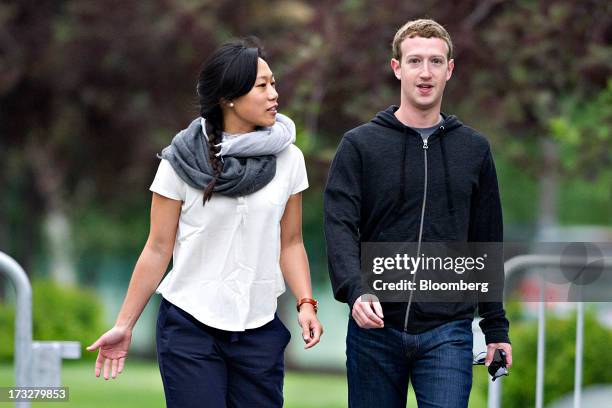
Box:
[159,114,294,197]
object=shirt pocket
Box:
[260,178,288,206]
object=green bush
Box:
[0,280,105,361]
[475,307,612,407]
[0,303,15,361]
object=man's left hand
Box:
[485,342,512,369]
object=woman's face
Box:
[224,58,278,132]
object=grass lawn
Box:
[0,360,488,407]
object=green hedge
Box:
[0,280,105,361]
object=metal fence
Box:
[488,255,612,408]
[0,251,80,408]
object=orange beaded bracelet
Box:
[296,298,318,313]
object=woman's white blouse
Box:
[150,144,308,331]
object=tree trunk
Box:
[537,138,559,238]
[26,138,77,285]
[43,205,76,285]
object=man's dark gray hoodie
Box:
[324,106,510,344]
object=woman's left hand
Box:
[297,304,323,349]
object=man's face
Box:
[391,36,454,111]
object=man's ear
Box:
[390,58,401,80]
[446,58,455,81]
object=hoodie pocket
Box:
[378,231,411,242]
[374,213,420,242]
[414,300,475,321]
[424,213,458,242]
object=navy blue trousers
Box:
[156,298,291,408]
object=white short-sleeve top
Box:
[150,144,308,331]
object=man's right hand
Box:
[352,294,384,329]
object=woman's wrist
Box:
[114,317,135,332]
[298,303,316,313]
[296,297,318,313]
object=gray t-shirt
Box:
[410,115,443,141]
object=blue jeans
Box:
[346,317,473,408]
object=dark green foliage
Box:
[0,280,105,361]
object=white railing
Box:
[0,251,80,408]
[489,255,612,408]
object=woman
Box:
[87,37,323,407]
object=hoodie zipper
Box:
[403,137,429,331]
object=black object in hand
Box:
[488,349,509,381]
[472,349,509,382]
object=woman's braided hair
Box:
[196,37,264,205]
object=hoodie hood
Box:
[371,106,463,216]
[371,105,463,134]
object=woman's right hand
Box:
[86,326,132,380]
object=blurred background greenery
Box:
[1,0,611,407]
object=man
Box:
[324,19,512,407]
